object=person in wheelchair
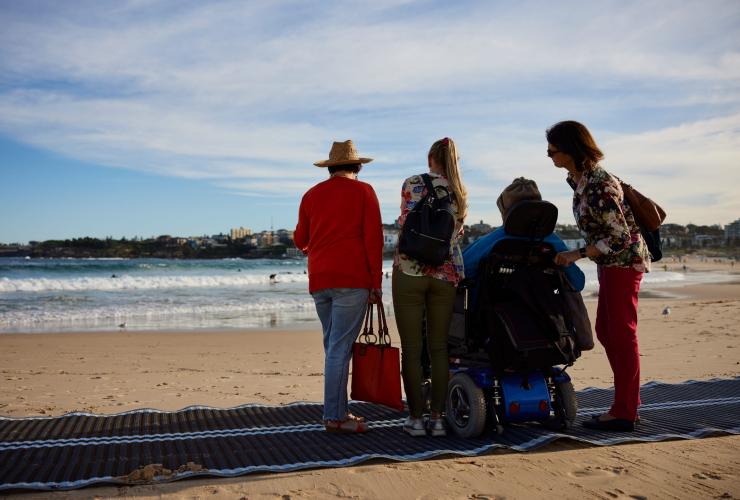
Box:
[440,177,593,437]
[463,177,585,310]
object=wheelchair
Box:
[424,200,592,438]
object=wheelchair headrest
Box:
[504,200,558,239]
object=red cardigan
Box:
[294,176,383,293]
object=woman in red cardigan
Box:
[294,140,384,434]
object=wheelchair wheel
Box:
[445,372,487,438]
[544,379,577,430]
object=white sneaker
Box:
[428,417,447,437]
[403,417,426,437]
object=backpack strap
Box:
[420,173,437,200]
[420,173,451,200]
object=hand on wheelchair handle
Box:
[554,250,581,266]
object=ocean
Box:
[0,257,719,333]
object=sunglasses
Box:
[546,149,559,158]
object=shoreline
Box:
[1,255,736,335]
[2,276,738,336]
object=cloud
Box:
[1,0,739,227]
[600,113,740,224]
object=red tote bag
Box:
[350,303,404,412]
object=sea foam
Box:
[0,273,309,293]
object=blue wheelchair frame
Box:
[448,363,572,427]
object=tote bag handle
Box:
[359,303,392,347]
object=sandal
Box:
[324,418,369,434]
[346,412,365,423]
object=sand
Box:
[1,260,739,499]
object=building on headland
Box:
[469,220,492,234]
[693,234,724,247]
[275,229,294,246]
[725,219,740,243]
[660,223,689,248]
[255,231,273,247]
[285,247,304,258]
[661,223,727,248]
[230,226,252,240]
[383,228,399,250]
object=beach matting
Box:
[0,377,738,492]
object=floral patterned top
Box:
[393,173,465,285]
[567,166,651,273]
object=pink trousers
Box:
[596,265,643,421]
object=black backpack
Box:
[398,174,456,266]
[641,228,663,262]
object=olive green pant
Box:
[392,269,456,417]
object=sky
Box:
[1,0,739,243]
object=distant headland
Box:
[1,221,737,259]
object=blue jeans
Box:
[312,287,369,421]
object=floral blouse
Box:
[567,166,650,273]
[393,173,465,285]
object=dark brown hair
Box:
[546,120,604,171]
[328,163,361,175]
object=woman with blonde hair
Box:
[393,137,467,437]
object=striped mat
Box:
[1,377,738,491]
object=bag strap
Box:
[376,303,392,347]
[420,173,437,201]
[358,302,392,347]
[360,304,377,345]
[421,173,451,202]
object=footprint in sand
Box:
[569,466,622,478]
[693,472,722,480]
[604,490,647,500]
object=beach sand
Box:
[1,261,739,499]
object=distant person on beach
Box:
[294,140,383,434]
[393,137,467,437]
[463,177,586,308]
[548,120,650,432]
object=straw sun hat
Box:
[313,140,373,167]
